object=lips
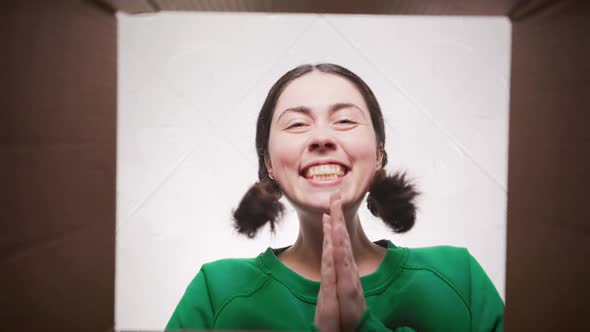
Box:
[300,161,350,179]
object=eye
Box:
[333,118,359,130]
[287,122,307,129]
[335,119,358,126]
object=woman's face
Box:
[266,72,382,214]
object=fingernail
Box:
[330,191,341,202]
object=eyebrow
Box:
[277,103,366,122]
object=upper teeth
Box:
[305,164,346,178]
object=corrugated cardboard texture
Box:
[1,0,116,331]
[506,0,590,329]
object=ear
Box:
[376,144,384,167]
[264,154,273,174]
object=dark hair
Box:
[233,63,418,238]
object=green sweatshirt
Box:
[166,240,503,331]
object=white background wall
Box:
[116,12,511,330]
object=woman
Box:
[166,64,504,331]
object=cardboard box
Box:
[2,0,588,331]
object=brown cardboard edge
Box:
[96,0,517,15]
[505,0,590,329]
[2,0,116,331]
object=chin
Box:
[295,190,352,214]
[307,193,333,212]
[284,175,367,215]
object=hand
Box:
[314,212,340,332]
[330,193,367,331]
[315,193,367,332]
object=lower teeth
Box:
[311,175,338,181]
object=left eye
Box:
[336,119,356,124]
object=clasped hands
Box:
[314,192,367,332]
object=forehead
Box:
[274,72,369,113]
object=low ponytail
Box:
[367,169,419,233]
[232,178,284,238]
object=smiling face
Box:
[265,71,383,214]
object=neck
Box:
[278,207,386,281]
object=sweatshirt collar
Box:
[257,239,408,303]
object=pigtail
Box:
[367,169,419,233]
[233,179,284,238]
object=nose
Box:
[308,134,337,153]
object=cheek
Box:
[345,133,378,165]
[351,148,378,175]
[268,135,303,174]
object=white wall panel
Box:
[117,12,510,330]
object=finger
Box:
[333,225,359,283]
[334,242,360,288]
[332,216,363,306]
[316,213,340,331]
[329,191,343,225]
[321,214,337,285]
[321,213,338,313]
[328,192,355,291]
[334,242,366,330]
[329,192,344,242]
[329,192,350,242]
[329,190,342,205]
[328,192,356,279]
[328,193,366,330]
[330,196,353,261]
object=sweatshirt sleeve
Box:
[166,268,215,330]
[468,253,504,332]
[350,249,503,332]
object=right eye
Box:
[287,122,306,129]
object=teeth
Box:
[305,164,346,178]
[311,174,339,181]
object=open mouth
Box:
[300,163,350,182]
